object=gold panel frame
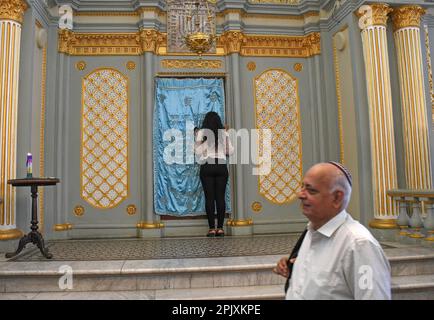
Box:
[254,69,303,204]
[81,68,129,209]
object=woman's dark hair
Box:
[201,111,224,149]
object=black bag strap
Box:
[284,229,308,293]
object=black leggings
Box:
[200,162,228,229]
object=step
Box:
[0,244,433,298]
[384,247,434,276]
[0,255,286,293]
[0,285,283,300]
[391,274,434,300]
[1,276,433,300]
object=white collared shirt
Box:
[286,210,391,300]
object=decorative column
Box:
[357,4,399,229]
[137,29,164,237]
[391,5,432,190]
[220,31,252,235]
[0,0,27,241]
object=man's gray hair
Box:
[331,171,352,210]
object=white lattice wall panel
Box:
[81,68,128,208]
[255,69,302,204]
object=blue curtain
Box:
[153,78,231,216]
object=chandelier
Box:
[184,0,217,56]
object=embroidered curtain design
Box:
[154,78,231,216]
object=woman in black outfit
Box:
[195,112,233,237]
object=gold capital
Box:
[218,31,246,54]
[392,5,426,32]
[0,0,28,24]
[139,29,164,53]
[302,32,320,56]
[356,4,392,29]
[58,29,76,54]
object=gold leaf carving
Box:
[161,59,222,69]
[392,5,426,31]
[0,0,28,23]
[247,61,256,71]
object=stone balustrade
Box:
[387,190,434,244]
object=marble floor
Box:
[5,234,303,262]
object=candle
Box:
[26,153,32,178]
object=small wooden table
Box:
[5,177,60,259]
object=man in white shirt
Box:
[273,162,391,300]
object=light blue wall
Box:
[9,0,434,240]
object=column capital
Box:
[139,29,165,54]
[58,29,76,55]
[356,3,392,30]
[218,31,246,54]
[302,32,321,56]
[391,5,426,32]
[0,0,28,24]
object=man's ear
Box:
[332,190,344,208]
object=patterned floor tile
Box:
[10,234,301,261]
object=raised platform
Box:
[0,235,433,300]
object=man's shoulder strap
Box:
[284,229,308,294]
[289,228,308,258]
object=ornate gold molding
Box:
[73,205,84,217]
[54,223,73,231]
[58,29,320,58]
[332,32,345,164]
[356,4,392,29]
[136,221,164,229]
[247,61,256,71]
[139,29,165,53]
[239,32,320,57]
[251,201,262,213]
[219,31,246,54]
[126,204,137,215]
[39,46,47,233]
[0,0,28,24]
[0,228,23,240]
[161,59,222,69]
[58,30,146,56]
[58,29,76,54]
[294,62,303,72]
[76,61,86,71]
[157,72,226,77]
[126,61,136,70]
[425,25,434,124]
[227,218,253,227]
[392,5,426,31]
